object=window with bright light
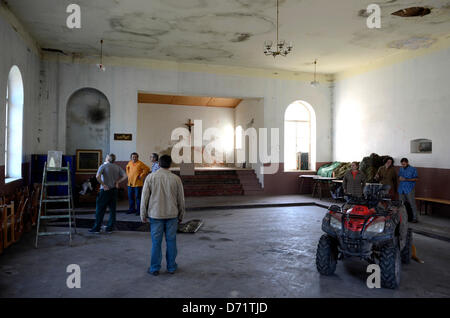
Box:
[284,101,316,171]
[5,66,24,180]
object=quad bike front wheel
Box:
[401,228,413,264]
[316,235,338,275]
[380,241,401,289]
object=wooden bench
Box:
[416,197,450,215]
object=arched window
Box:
[284,101,316,171]
[5,66,24,180]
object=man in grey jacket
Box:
[140,155,185,276]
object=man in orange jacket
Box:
[126,152,150,215]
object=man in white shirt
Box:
[140,155,185,276]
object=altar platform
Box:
[169,167,263,196]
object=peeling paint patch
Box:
[388,36,436,50]
[358,9,370,18]
[231,32,252,42]
[391,7,432,17]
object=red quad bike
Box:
[316,184,412,289]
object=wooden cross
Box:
[185,119,194,132]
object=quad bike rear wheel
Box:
[401,228,413,264]
[380,241,401,289]
[316,235,338,275]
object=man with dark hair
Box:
[126,152,150,215]
[140,155,185,276]
[398,158,419,223]
[89,154,127,234]
[150,153,160,173]
[375,156,397,199]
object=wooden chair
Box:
[31,184,42,226]
[0,196,4,254]
[22,186,33,233]
[14,191,28,243]
[2,201,15,248]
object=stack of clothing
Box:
[333,162,352,179]
[360,153,391,182]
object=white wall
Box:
[333,45,450,169]
[0,13,40,167]
[39,60,333,174]
[137,103,235,167]
[234,98,264,184]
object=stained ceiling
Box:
[5,0,450,73]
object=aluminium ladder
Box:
[35,161,76,248]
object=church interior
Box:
[0,0,450,299]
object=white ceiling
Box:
[6,0,450,73]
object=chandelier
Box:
[264,0,293,57]
[96,39,106,72]
[311,59,319,87]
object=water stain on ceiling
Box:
[162,45,233,62]
[110,13,172,38]
[5,0,450,73]
[388,36,437,50]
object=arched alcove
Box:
[66,88,110,156]
[5,65,24,179]
[284,100,316,171]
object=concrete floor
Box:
[76,195,450,241]
[1,206,449,297]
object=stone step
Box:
[184,189,244,196]
[239,179,261,185]
[173,170,238,176]
[180,175,239,180]
[236,171,257,176]
[243,189,264,195]
[182,179,240,185]
[242,184,263,191]
[183,184,243,190]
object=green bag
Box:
[317,161,341,177]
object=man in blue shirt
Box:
[151,153,160,173]
[398,158,419,223]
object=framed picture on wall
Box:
[76,149,103,172]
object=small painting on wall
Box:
[76,149,103,172]
[410,139,432,154]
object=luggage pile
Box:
[359,153,391,182]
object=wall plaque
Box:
[114,133,132,141]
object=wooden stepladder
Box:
[35,162,76,248]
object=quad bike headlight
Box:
[366,221,385,234]
[330,216,342,231]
